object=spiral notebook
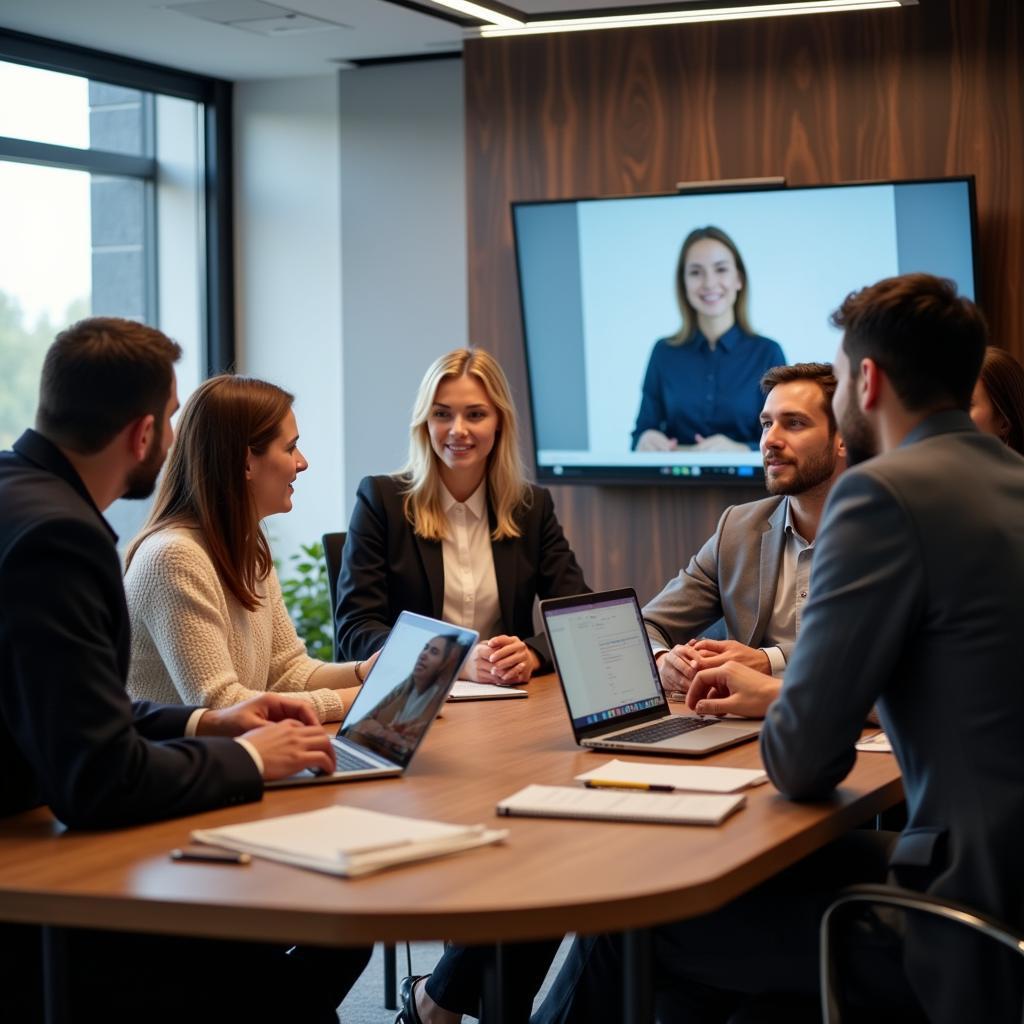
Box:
[496,784,745,826]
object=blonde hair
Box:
[400,348,531,541]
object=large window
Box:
[0,31,233,542]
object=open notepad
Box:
[575,759,768,793]
[192,806,507,877]
[497,784,745,826]
[448,681,528,701]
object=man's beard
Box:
[123,420,166,499]
[764,444,838,496]
[837,378,879,467]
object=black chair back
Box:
[321,532,346,661]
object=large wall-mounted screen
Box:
[512,177,978,485]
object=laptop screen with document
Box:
[543,591,666,731]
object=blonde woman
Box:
[125,375,370,722]
[337,347,589,684]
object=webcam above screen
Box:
[512,176,978,487]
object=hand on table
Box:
[464,637,539,685]
[196,693,320,736]
[659,639,770,699]
[693,433,750,453]
[657,643,702,698]
[636,429,679,452]
[686,662,781,719]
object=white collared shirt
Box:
[440,481,502,639]
[760,499,814,677]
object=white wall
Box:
[234,60,467,565]
[234,73,345,565]
[338,58,467,516]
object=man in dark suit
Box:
[534,274,1024,1024]
[0,318,369,1021]
[644,362,846,694]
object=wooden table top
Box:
[0,678,902,947]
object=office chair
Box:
[321,532,407,1011]
[819,883,1024,1023]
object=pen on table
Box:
[584,780,675,793]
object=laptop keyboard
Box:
[612,716,717,744]
[330,742,377,772]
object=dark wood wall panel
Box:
[464,0,1024,602]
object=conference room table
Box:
[0,677,903,1023]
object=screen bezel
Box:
[541,588,672,744]
[512,175,980,488]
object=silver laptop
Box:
[541,589,762,756]
[267,611,478,787]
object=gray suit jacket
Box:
[642,494,791,658]
[762,411,1024,1022]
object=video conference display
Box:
[512,177,978,485]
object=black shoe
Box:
[395,974,429,1024]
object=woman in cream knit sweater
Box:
[125,375,369,722]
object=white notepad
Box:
[575,759,768,793]
[496,784,745,826]
[449,681,528,701]
[855,732,893,753]
[192,806,507,877]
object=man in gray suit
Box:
[535,273,1023,1024]
[646,362,846,695]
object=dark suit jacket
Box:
[761,412,1024,1022]
[0,430,261,828]
[336,475,589,669]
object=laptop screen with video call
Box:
[543,592,666,731]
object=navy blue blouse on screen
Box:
[631,324,787,449]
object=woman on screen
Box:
[345,632,468,757]
[970,346,1024,455]
[125,375,371,722]
[632,225,786,452]
[336,347,589,684]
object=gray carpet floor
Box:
[337,938,572,1023]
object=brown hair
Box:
[761,362,838,434]
[977,346,1024,455]
[831,274,987,413]
[670,226,752,345]
[36,317,181,453]
[126,375,293,611]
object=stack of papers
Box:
[192,806,507,877]
[575,759,768,793]
[855,732,892,753]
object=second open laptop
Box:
[267,611,478,788]
[541,589,762,757]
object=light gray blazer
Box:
[642,494,790,657]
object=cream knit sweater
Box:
[125,527,351,722]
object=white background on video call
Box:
[344,619,468,728]
[578,186,906,458]
[548,600,661,720]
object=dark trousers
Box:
[531,831,923,1024]
[1,923,372,1023]
[425,939,564,1021]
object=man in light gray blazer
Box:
[645,362,846,694]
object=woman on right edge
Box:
[632,225,786,453]
[969,345,1024,454]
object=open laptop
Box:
[267,611,478,787]
[541,589,762,756]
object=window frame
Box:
[0,27,236,375]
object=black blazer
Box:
[336,475,589,670]
[0,430,261,828]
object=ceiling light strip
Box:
[462,0,905,36]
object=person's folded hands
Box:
[690,638,771,675]
[485,634,539,684]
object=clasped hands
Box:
[658,639,781,720]
[464,635,540,686]
[196,692,335,781]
